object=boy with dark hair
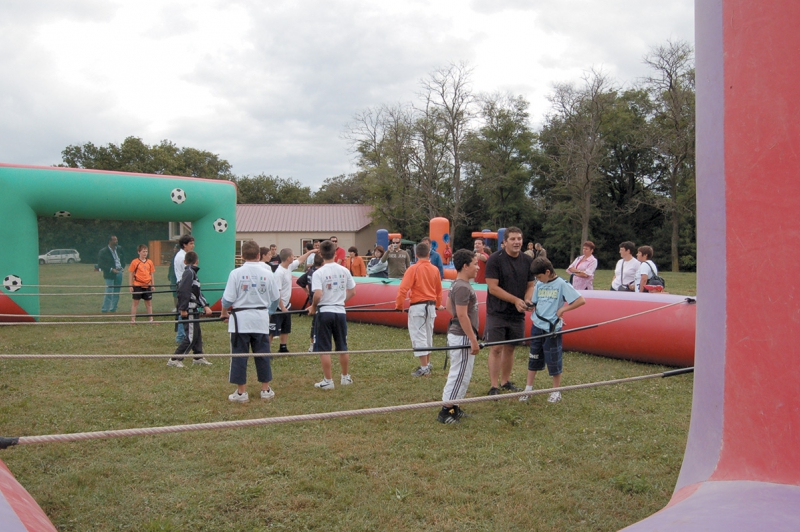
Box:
[396,241,444,376]
[437,249,481,424]
[168,251,213,367]
[273,246,313,352]
[635,245,659,293]
[521,258,585,403]
[220,240,280,402]
[173,234,195,343]
[308,240,356,389]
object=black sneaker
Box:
[437,407,460,424]
[501,381,521,392]
[278,346,289,353]
[453,406,468,420]
[487,387,501,396]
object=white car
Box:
[39,249,81,264]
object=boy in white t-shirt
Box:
[635,245,658,292]
[220,241,280,403]
[308,240,356,390]
[273,246,313,353]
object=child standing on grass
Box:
[437,249,481,424]
[169,251,213,368]
[129,244,156,324]
[521,258,585,404]
[273,246,313,353]
[308,239,356,390]
[220,240,280,403]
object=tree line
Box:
[51,40,694,271]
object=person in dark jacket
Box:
[97,235,125,313]
[168,251,213,367]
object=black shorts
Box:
[132,285,153,301]
[484,314,525,344]
[314,312,348,352]
[271,312,292,335]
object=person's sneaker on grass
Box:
[487,387,501,396]
[501,381,521,392]
[192,357,212,366]
[340,374,353,385]
[520,385,534,402]
[411,365,431,377]
[547,391,562,403]
[314,378,335,390]
[260,388,275,400]
[228,390,249,403]
[167,359,184,368]
[437,406,460,424]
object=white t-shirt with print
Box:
[311,262,355,314]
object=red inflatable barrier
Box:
[0,459,57,531]
[291,276,695,367]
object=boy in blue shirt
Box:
[521,258,585,403]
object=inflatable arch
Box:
[0,164,237,320]
[624,0,800,529]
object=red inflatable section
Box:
[291,277,695,367]
[0,460,57,531]
[0,294,35,323]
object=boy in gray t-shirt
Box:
[438,249,481,424]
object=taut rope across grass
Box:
[0,368,692,450]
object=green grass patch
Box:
[0,265,696,531]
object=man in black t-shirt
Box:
[483,227,534,395]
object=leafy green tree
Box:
[60,136,233,179]
[643,40,696,271]
[463,93,536,229]
[235,174,312,204]
[313,173,369,204]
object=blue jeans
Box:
[102,273,123,312]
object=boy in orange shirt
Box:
[396,241,444,376]
[129,244,156,323]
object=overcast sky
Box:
[0,0,693,189]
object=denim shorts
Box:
[528,324,563,376]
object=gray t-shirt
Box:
[448,279,478,336]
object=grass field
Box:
[0,265,696,531]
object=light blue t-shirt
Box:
[531,276,581,331]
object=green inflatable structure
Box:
[0,164,237,321]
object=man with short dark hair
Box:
[483,226,534,395]
[380,237,411,278]
[273,246,313,352]
[330,236,346,266]
[98,235,125,313]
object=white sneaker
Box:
[519,394,529,402]
[228,391,249,403]
[340,374,353,385]
[192,357,212,366]
[260,388,275,400]
[411,365,431,377]
[314,378,335,390]
[167,359,184,368]
[308,345,314,352]
[547,391,562,403]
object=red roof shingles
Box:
[236,204,374,233]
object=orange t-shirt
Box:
[129,259,155,286]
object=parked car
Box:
[39,249,81,264]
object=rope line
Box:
[0,368,693,449]
[0,299,695,353]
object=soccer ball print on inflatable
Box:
[213,218,228,233]
[170,188,186,204]
[2,274,22,292]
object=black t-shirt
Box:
[484,250,534,319]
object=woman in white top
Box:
[566,241,598,290]
[635,245,658,292]
[610,241,640,291]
